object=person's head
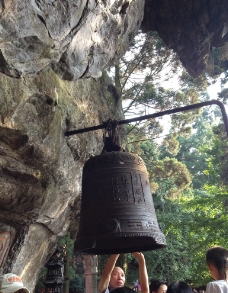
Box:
[150,280,167,293]
[0,274,29,293]
[206,246,228,280]
[110,286,135,293]
[167,281,192,293]
[109,267,126,290]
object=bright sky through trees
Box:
[122,65,228,140]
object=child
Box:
[149,280,167,293]
[206,246,228,293]
[166,281,193,293]
[0,273,29,293]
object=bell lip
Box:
[74,244,167,255]
[74,236,167,255]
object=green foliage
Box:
[149,157,192,198]
[109,31,211,155]
[179,189,228,285]
[202,123,228,187]
[144,195,193,284]
[125,122,163,154]
[69,276,84,293]
[111,31,199,111]
[140,140,160,164]
[175,108,214,189]
[140,185,227,286]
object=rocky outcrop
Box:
[1,0,228,81]
[0,67,124,290]
[141,0,228,77]
[0,0,144,80]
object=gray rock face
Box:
[1,0,228,80]
[0,0,144,80]
[0,68,124,290]
[141,0,228,77]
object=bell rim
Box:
[74,234,167,255]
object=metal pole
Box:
[64,100,228,137]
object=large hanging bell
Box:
[74,151,166,254]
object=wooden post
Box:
[63,248,69,293]
[84,255,98,293]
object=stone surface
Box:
[0,67,124,290]
[141,0,228,77]
[0,0,144,80]
[1,0,228,80]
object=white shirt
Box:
[206,280,228,293]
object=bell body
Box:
[74,151,166,254]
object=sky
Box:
[123,69,228,119]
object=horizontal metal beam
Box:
[65,99,228,137]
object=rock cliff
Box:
[0,0,144,80]
[142,0,228,77]
[0,67,124,290]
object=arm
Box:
[98,254,120,293]
[132,252,149,293]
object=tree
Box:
[203,123,228,187]
[108,32,208,143]
[143,195,193,284]
[69,276,84,293]
[175,108,214,189]
[148,157,192,199]
[180,189,228,285]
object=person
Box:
[98,252,149,293]
[138,282,141,292]
[0,273,29,293]
[149,280,167,293]
[166,281,193,293]
[111,287,136,293]
[205,246,228,293]
[134,280,139,291]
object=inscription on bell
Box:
[122,174,131,201]
[112,178,120,200]
[132,172,145,203]
[111,172,145,203]
[128,220,157,230]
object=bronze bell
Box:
[74,150,166,254]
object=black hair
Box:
[110,286,135,293]
[167,281,193,293]
[150,280,167,293]
[206,246,228,280]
